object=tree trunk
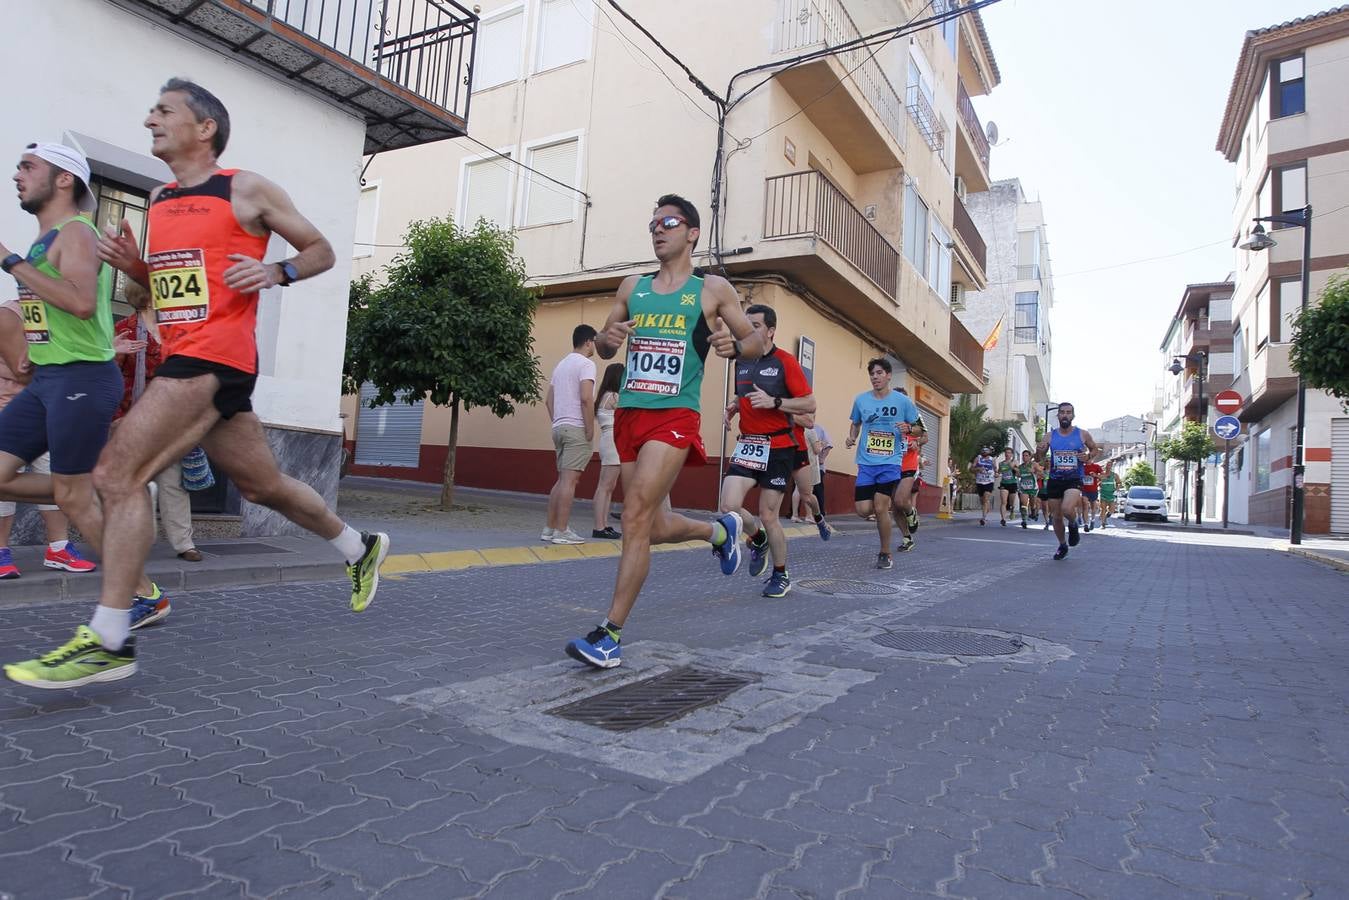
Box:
[440,395,459,510]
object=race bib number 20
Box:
[149,248,210,325]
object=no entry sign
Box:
[1214,390,1243,415]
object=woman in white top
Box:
[591,363,625,539]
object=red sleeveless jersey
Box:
[146,169,270,373]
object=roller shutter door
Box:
[355,382,424,468]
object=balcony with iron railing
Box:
[951,192,987,283]
[1016,264,1041,282]
[764,170,899,299]
[109,0,477,152]
[949,312,985,378]
[772,0,907,173]
[955,79,991,190]
[905,85,945,154]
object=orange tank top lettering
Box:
[146,169,269,373]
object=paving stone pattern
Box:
[0,524,1346,897]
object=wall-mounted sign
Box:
[798,335,815,386]
[784,136,797,165]
[914,384,949,416]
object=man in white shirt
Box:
[543,325,597,544]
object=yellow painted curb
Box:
[533,544,587,562]
[578,543,622,558]
[480,547,539,566]
[419,550,489,570]
[379,553,432,574]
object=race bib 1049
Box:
[731,435,770,471]
[149,248,210,325]
[624,336,685,396]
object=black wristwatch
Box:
[1,253,23,274]
[773,396,783,410]
[276,260,300,286]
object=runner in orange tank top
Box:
[0,79,391,690]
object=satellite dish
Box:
[985,120,1000,145]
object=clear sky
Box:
[973,0,1329,429]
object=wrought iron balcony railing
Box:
[905,85,945,153]
[956,79,991,172]
[764,170,899,299]
[111,0,478,153]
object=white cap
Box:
[23,142,96,211]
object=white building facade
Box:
[957,178,1054,452]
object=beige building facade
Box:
[347,0,999,513]
[1216,6,1349,534]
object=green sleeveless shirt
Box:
[617,273,711,411]
[16,216,114,366]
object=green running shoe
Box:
[348,531,390,612]
[4,626,136,689]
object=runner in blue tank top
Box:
[1035,401,1100,560]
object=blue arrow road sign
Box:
[1213,415,1241,440]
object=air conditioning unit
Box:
[950,282,965,309]
[954,175,967,201]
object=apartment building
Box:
[1157,282,1234,522]
[348,0,999,513]
[1216,5,1349,533]
[0,0,476,538]
[957,178,1054,452]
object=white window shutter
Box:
[523,140,579,226]
[463,157,512,228]
[537,0,590,72]
[474,8,523,91]
[353,185,378,257]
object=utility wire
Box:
[604,0,723,108]
[457,132,591,202]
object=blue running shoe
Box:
[129,584,170,630]
[565,626,622,669]
[712,512,743,576]
[762,570,791,598]
[747,530,769,578]
[816,518,833,541]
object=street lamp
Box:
[1238,205,1311,545]
[1167,349,1208,524]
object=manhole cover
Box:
[197,543,294,556]
[871,630,1024,656]
[795,578,901,597]
[548,667,756,732]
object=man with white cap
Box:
[0,142,164,689]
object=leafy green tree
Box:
[1156,420,1218,467]
[344,217,543,509]
[1290,273,1349,410]
[947,395,1019,492]
[1123,461,1156,487]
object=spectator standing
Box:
[591,363,624,539]
[543,324,597,544]
[113,306,201,562]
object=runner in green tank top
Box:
[1098,461,1119,529]
[17,216,114,366]
[1016,450,1037,528]
[997,448,1018,526]
[565,194,765,670]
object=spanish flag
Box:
[981,314,1004,351]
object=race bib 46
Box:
[18,286,49,344]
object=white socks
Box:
[331,525,366,564]
[49,540,68,551]
[90,605,131,651]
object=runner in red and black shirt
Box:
[722,304,815,599]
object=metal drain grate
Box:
[548,667,756,732]
[871,630,1024,656]
[795,578,901,597]
[197,543,295,556]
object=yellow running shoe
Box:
[4,626,137,689]
[347,531,390,612]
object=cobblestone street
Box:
[1,521,1346,898]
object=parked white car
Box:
[1122,485,1169,521]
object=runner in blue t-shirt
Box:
[845,358,921,569]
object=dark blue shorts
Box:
[0,361,121,475]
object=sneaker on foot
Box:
[876,552,893,570]
[44,544,97,573]
[550,528,586,545]
[1053,544,1069,561]
[817,518,833,541]
[979,518,986,526]
[0,548,18,580]
[565,626,621,669]
[896,538,915,554]
[762,570,791,598]
[1000,518,1007,527]
[130,585,170,630]
[541,527,556,542]
[712,512,743,576]
[592,527,622,539]
[348,531,390,612]
[4,626,137,689]
[907,510,919,533]
[1068,519,1081,547]
[747,531,769,578]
